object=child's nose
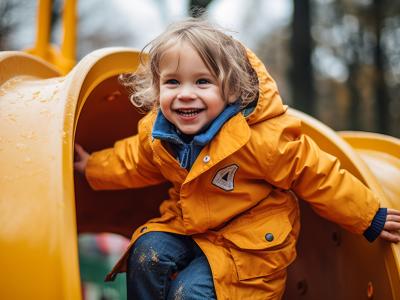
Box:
[177,85,196,100]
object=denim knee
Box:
[128,234,167,276]
[167,256,216,300]
[126,232,215,300]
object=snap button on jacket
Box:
[85,49,380,299]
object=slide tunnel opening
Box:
[73,75,169,238]
[73,74,170,299]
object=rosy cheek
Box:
[159,105,170,119]
[160,89,175,99]
[159,99,169,109]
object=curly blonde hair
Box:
[119,18,259,112]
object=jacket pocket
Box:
[222,211,296,280]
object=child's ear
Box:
[227,93,239,104]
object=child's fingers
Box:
[387,208,400,216]
[74,160,86,173]
[74,143,90,161]
[382,208,400,244]
[384,221,400,231]
[386,214,400,223]
[74,143,84,154]
[380,230,400,243]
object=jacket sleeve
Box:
[261,115,380,234]
[85,114,166,190]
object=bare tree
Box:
[189,0,213,17]
[290,0,315,116]
[0,1,19,50]
[372,0,389,133]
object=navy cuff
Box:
[363,208,387,242]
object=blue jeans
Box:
[126,232,216,300]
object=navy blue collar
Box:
[152,101,241,169]
[152,101,241,146]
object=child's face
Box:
[159,42,226,135]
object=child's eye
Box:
[165,79,179,85]
[196,78,210,85]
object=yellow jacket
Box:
[86,49,380,299]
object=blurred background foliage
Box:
[1,0,399,137]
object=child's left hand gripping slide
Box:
[380,208,400,243]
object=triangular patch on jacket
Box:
[212,164,238,191]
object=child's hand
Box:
[380,208,400,243]
[74,143,90,174]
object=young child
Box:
[74,18,400,300]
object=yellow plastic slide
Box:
[0,49,399,299]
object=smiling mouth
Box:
[174,108,205,117]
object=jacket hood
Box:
[243,48,287,125]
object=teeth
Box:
[176,109,203,117]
